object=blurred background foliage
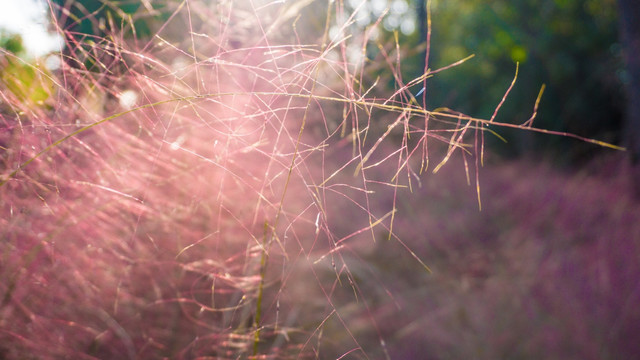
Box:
[50,0,142,35]
[422,0,623,163]
[0,32,53,109]
[429,0,618,163]
[342,0,623,164]
[0,32,25,55]
[0,0,626,162]
[48,0,181,71]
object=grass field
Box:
[1,1,638,358]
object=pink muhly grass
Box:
[0,1,628,359]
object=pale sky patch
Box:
[0,0,63,57]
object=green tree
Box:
[417,0,623,162]
[50,0,145,39]
[344,0,622,161]
[49,0,183,70]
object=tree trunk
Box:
[617,0,640,196]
